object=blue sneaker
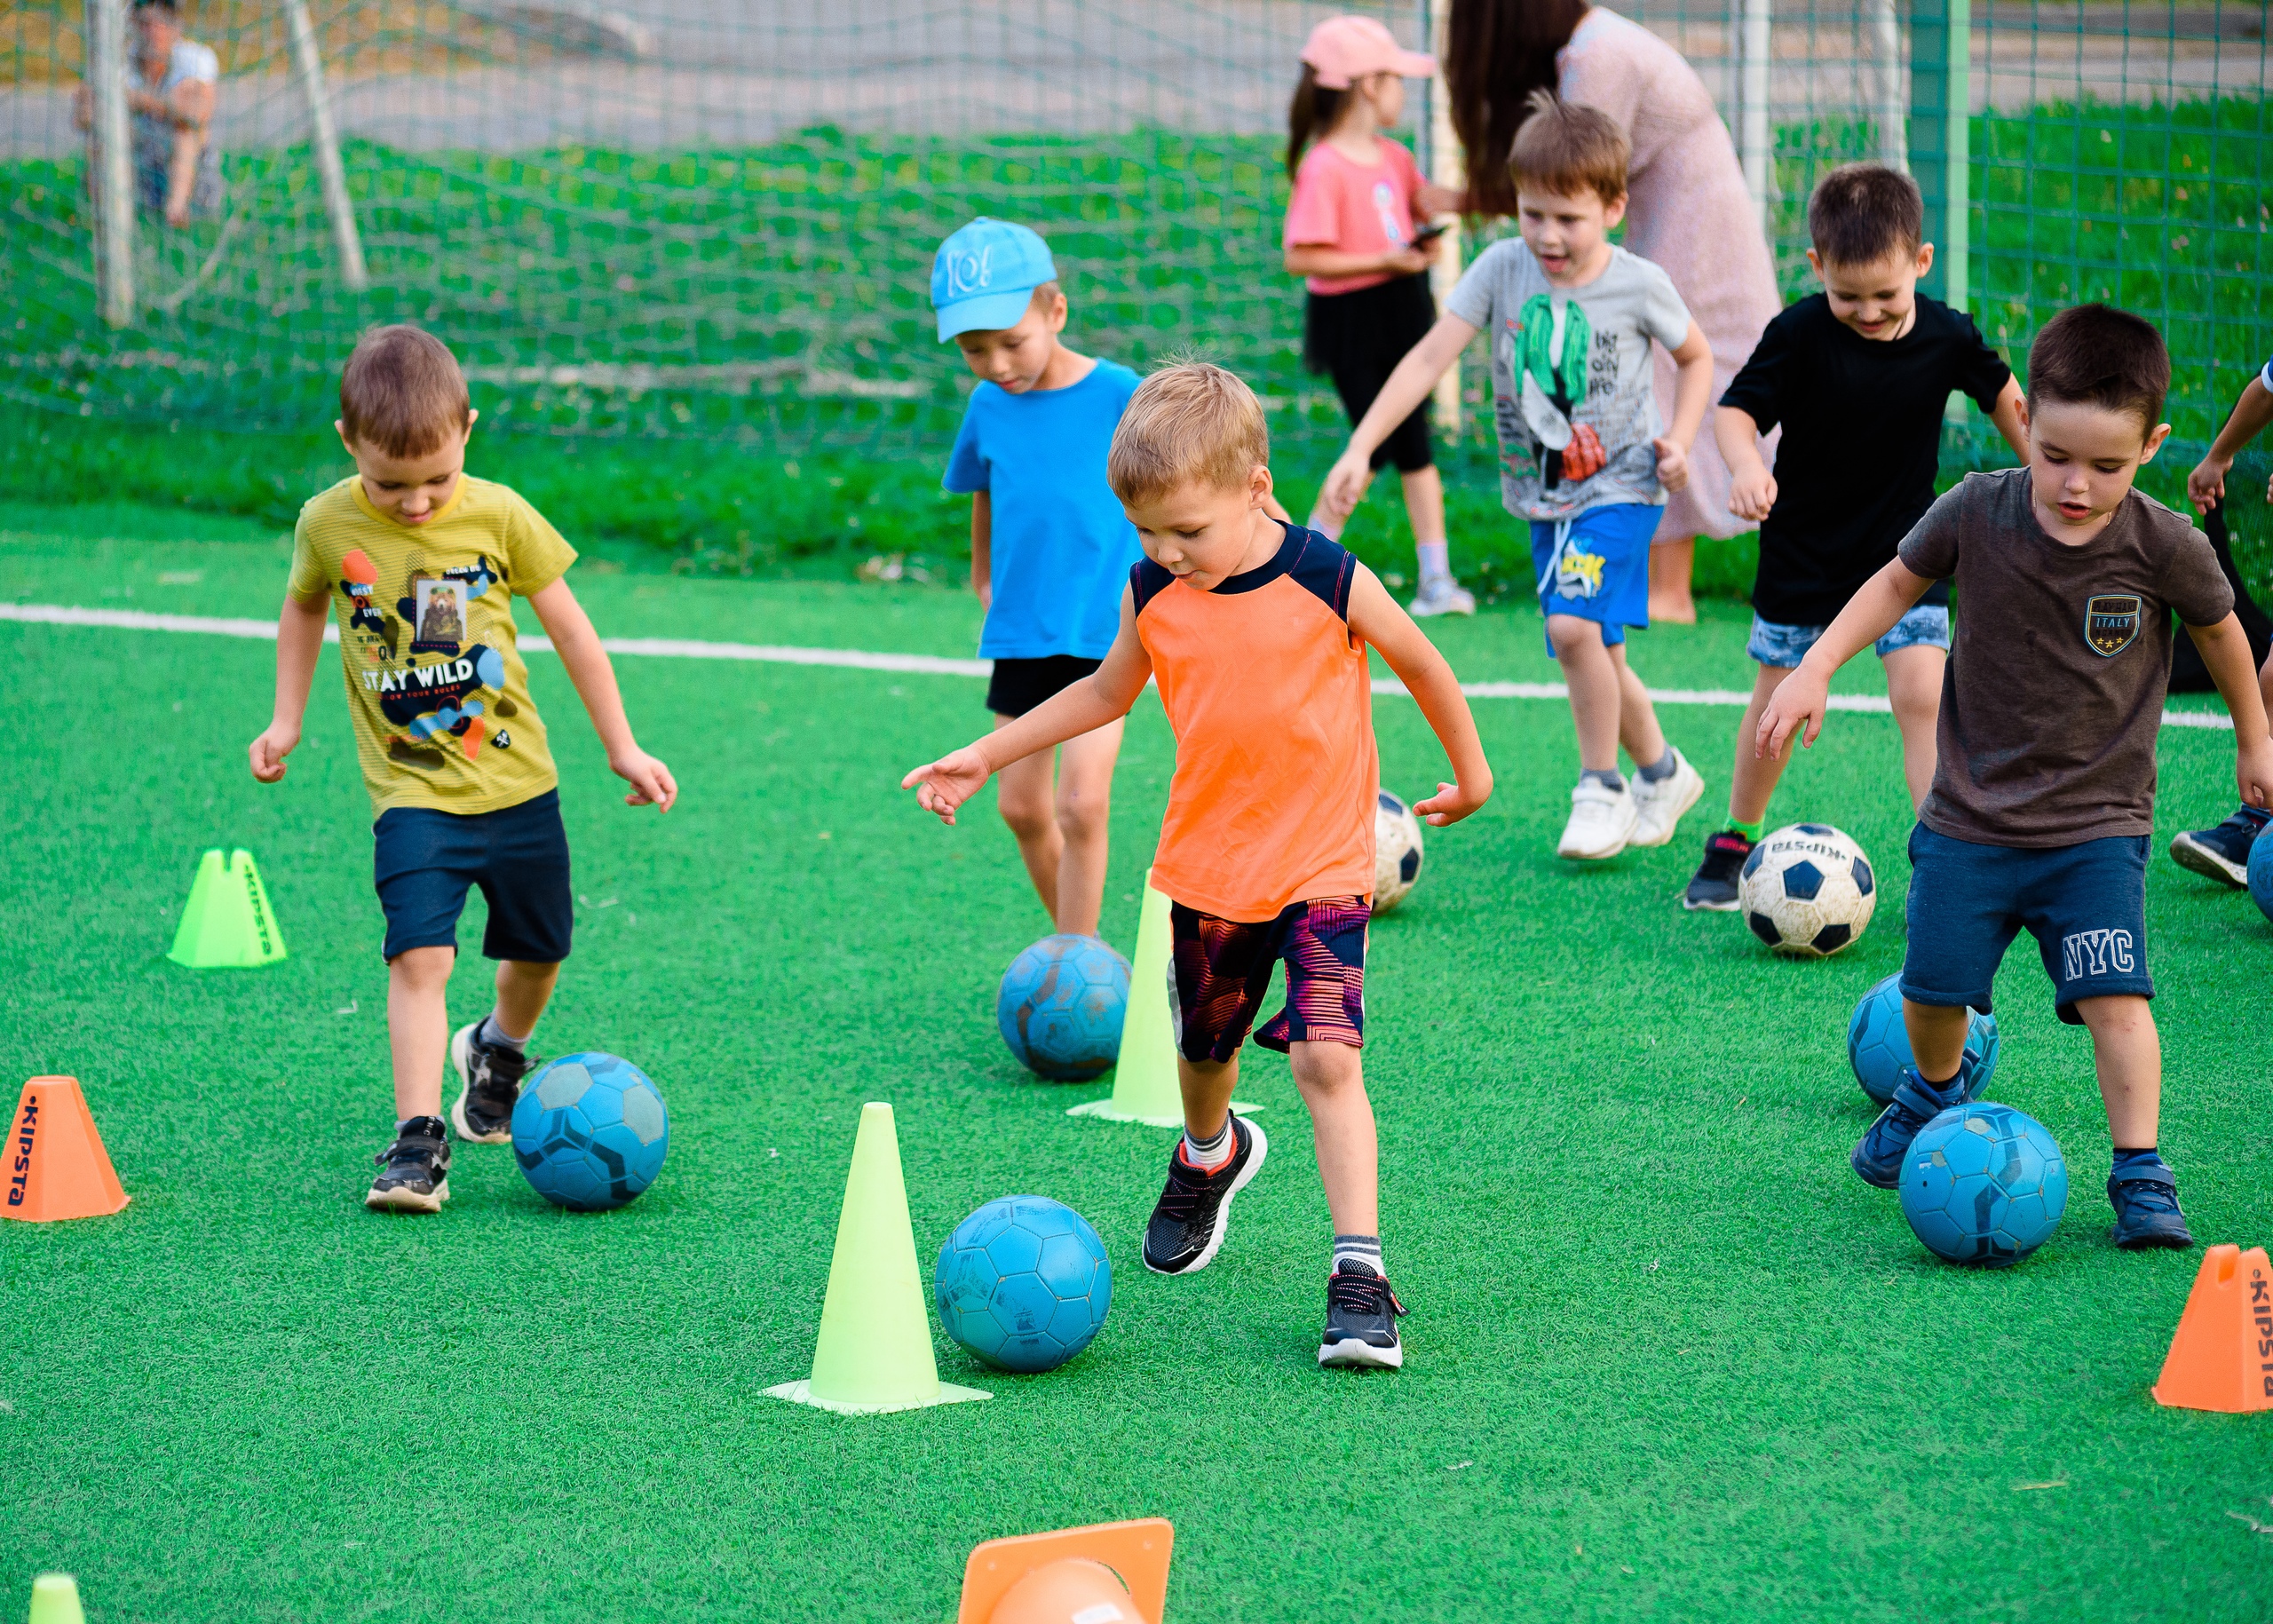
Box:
[2108,1156,2194,1249]
[1850,1056,1978,1189]
[2168,805,2269,888]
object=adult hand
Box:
[902,746,994,825]
[1319,447,1374,524]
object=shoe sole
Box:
[1143,1117,1269,1277]
[1559,836,1632,860]
[2168,833,2249,888]
[365,1177,449,1213]
[1850,1145,1903,1191]
[2112,1223,2196,1250]
[1320,1335,1404,1369]
[1628,767,1706,849]
[447,1022,515,1145]
[1682,892,1742,912]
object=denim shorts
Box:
[1746,604,1950,667]
[372,789,574,963]
[1901,821,2151,1026]
[1529,501,1660,657]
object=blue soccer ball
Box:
[996,933,1130,1081]
[1898,1103,2067,1266]
[935,1194,1112,1373]
[2249,821,2273,925]
[511,1051,669,1211]
[1847,972,2000,1105]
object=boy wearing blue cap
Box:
[934,218,1144,937]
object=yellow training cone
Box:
[167,849,288,969]
[28,1574,86,1624]
[765,1102,990,1415]
[1069,870,1259,1127]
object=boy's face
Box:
[1122,466,1278,591]
[952,292,1067,394]
[337,411,477,527]
[1515,186,1625,284]
[2019,396,2172,536]
[1808,243,1933,340]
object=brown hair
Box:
[1445,0,1590,216]
[1286,64,1352,177]
[1508,90,1628,203]
[2024,305,2171,430]
[1807,162,1924,266]
[1107,362,1271,503]
[338,325,471,457]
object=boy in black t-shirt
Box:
[1683,165,2029,909]
[1760,305,2273,1249]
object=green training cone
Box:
[765,1102,990,1416]
[167,849,287,970]
[1069,870,1260,1127]
[28,1574,85,1624]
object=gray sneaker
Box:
[1408,577,1477,617]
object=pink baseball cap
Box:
[1300,15,1438,90]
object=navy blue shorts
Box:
[372,789,574,963]
[1901,822,2151,1026]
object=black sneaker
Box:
[2108,1157,2195,1249]
[1141,1115,1269,1276]
[1319,1259,1408,1369]
[366,1115,451,1213]
[1683,829,1754,911]
[2168,807,2268,889]
[449,1020,537,1145]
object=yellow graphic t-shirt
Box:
[288,474,576,817]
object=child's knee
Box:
[388,944,454,988]
[1054,785,1110,842]
[997,790,1053,842]
[1546,615,1599,658]
[1288,1038,1364,1091]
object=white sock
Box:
[1179,1118,1235,1172]
[1333,1234,1382,1276]
[1414,541,1450,582]
[1305,510,1344,543]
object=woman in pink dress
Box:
[1446,0,1781,622]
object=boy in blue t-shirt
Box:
[935,218,1143,936]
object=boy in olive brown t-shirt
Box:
[1761,305,2273,1251]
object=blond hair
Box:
[1508,89,1629,204]
[1106,361,1270,503]
[339,325,471,457]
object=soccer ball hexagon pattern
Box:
[511,1051,669,1211]
[1374,788,1427,913]
[996,933,1131,1081]
[1899,1103,2067,1266]
[934,1194,1113,1373]
[2249,822,2273,925]
[1847,972,2000,1105]
[1738,822,1876,956]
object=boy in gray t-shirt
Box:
[1321,93,1715,866]
[1762,305,2273,1252]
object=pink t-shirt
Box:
[1282,139,1428,296]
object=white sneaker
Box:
[1408,576,1477,617]
[1628,747,1706,848]
[1558,777,1636,860]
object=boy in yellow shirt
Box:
[249,325,677,1213]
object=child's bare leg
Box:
[1648,536,1698,624]
[1178,1055,1239,1142]
[1903,998,1971,1081]
[1049,717,1122,938]
[1727,664,1795,824]
[992,717,1061,923]
[387,946,455,1119]
[1290,1040,1377,1235]
[1548,614,1623,772]
[1881,645,1945,813]
[492,958,559,1039]
[1308,468,1372,543]
[1398,465,1446,547]
[2076,994,2160,1146]
[1609,645,1667,768]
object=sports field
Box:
[4,497,2269,1620]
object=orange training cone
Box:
[2150,1243,2273,1414]
[959,1519,1173,1624]
[3,1077,130,1223]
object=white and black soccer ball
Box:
[1738,822,1876,957]
[1374,788,1426,913]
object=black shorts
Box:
[986,654,1102,718]
[1303,273,1436,475]
[372,789,574,963]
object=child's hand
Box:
[248,721,300,783]
[1319,448,1373,523]
[902,746,994,825]
[1729,463,1778,521]
[611,747,678,811]
[1756,668,1829,760]
[2187,455,2230,515]
[1384,245,1433,276]
[1652,437,1691,494]
[1413,776,1491,828]
[2237,733,2273,812]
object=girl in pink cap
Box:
[1283,15,1476,618]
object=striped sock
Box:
[1179,1118,1234,1172]
[1332,1234,1382,1277]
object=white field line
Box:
[4,599,2237,732]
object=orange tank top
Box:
[1133,523,1379,922]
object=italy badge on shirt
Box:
[2085,593,2142,657]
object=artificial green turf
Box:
[4,501,2270,1621]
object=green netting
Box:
[1,0,2267,452]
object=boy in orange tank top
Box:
[906,363,1493,1369]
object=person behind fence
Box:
[1682,162,2028,912]
[1319,91,1712,865]
[73,0,219,227]
[1757,305,2273,1250]
[904,362,1493,1371]
[1280,15,1477,617]
[248,325,678,1215]
[931,217,1144,940]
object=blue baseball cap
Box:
[931,218,1057,341]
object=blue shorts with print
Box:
[1746,604,1951,667]
[372,789,574,963]
[1901,822,2152,1026]
[1528,501,1659,657]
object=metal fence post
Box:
[1906,0,1969,310]
[281,0,368,289]
[1872,0,1907,172]
[1424,0,1462,437]
[85,0,135,327]
[1738,0,1773,223]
